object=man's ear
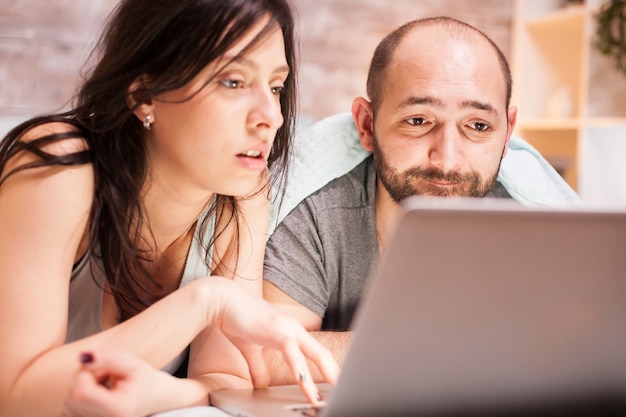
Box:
[502,105,518,158]
[126,76,155,125]
[351,96,375,152]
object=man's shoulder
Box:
[303,155,375,211]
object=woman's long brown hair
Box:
[0,0,298,321]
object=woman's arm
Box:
[5,279,219,417]
[5,226,336,417]
[0,125,97,416]
[0,125,212,415]
[62,279,340,417]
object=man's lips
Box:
[424,179,458,187]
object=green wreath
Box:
[595,0,626,75]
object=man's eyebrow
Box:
[396,96,445,111]
[396,97,500,117]
[460,100,498,115]
[223,55,290,74]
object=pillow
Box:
[269,112,583,235]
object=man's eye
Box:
[406,117,425,126]
[470,121,489,131]
[220,80,242,89]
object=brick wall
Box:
[0,0,119,135]
[295,0,513,121]
[0,0,513,136]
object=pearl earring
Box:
[143,115,153,130]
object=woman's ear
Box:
[351,96,375,152]
[126,76,155,127]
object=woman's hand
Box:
[62,278,340,417]
[208,277,340,405]
[62,349,165,417]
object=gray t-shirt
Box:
[264,156,512,331]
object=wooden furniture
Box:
[511,0,626,203]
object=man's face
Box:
[370,26,516,203]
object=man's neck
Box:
[374,179,404,254]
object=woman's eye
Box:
[271,86,285,96]
[220,79,243,89]
[406,117,426,126]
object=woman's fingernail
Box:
[298,369,307,383]
[79,352,94,364]
[316,391,324,402]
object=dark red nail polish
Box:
[316,391,324,402]
[79,352,94,364]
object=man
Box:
[264,16,580,382]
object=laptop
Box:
[210,197,626,417]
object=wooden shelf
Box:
[512,0,626,200]
[519,117,626,131]
[525,5,586,30]
[519,118,580,130]
[582,117,626,127]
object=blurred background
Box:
[0,0,513,133]
[1,0,625,204]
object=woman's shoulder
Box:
[18,120,88,155]
[1,119,93,192]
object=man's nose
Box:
[428,126,465,172]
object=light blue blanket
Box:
[269,112,583,234]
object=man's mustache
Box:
[405,166,478,184]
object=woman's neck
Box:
[141,175,213,254]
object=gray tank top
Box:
[66,203,216,374]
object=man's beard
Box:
[372,133,503,203]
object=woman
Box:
[0,0,338,416]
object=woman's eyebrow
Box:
[224,55,290,74]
